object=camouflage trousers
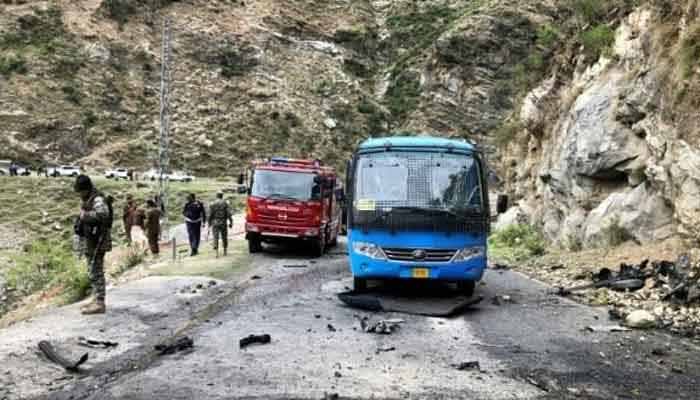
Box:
[212,225,228,251]
[86,249,106,302]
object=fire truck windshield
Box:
[251,170,320,201]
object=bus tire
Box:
[457,281,475,297]
[353,277,367,292]
[248,236,262,253]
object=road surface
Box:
[17,239,700,400]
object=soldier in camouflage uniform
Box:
[208,192,233,256]
[74,175,113,315]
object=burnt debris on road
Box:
[38,341,89,372]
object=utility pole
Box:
[158,17,172,239]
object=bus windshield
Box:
[353,151,483,216]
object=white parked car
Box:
[49,165,82,177]
[169,171,194,182]
[105,167,130,180]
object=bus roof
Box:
[357,136,477,152]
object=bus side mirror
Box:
[496,194,509,214]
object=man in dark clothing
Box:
[145,199,161,255]
[74,175,112,315]
[183,193,206,256]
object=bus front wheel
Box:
[457,281,475,297]
[353,277,367,292]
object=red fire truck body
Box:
[245,158,341,256]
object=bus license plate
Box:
[412,268,429,279]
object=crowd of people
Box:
[73,174,235,315]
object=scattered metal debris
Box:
[327,324,336,332]
[154,336,194,355]
[452,361,480,371]
[38,341,88,372]
[584,325,631,333]
[77,337,118,349]
[491,295,515,306]
[375,346,396,354]
[239,334,271,349]
[358,317,404,334]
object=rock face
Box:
[505,4,700,248]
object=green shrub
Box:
[601,216,631,247]
[536,24,560,49]
[112,243,146,277]
[386,71,421,121]
[0,6,66,51]
[0,55,27,76]
[580,24,615,59]
[680,25,700,78]
[493,121,522,148]
[489,224,546,263]
[6,240,89,302]
[61,84,82,104]
[570,0,608,24]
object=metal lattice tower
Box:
[158,18,172,238]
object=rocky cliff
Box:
[1,0,698,249]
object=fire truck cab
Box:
[245,158,342,256]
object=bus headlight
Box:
[452,246,485,262]
[352,241,387,260]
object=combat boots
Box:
[81,299,106,315]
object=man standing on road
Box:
[74,175,112,315]
[145,199,161,256]
[209,192,233,256]
[183,193,206,256]
[122,194,137,245]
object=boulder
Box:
[494,206,529,231]
[624,310,656,329]
[582,183,674,247]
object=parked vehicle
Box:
[245,158,341,256]
[142,169,160,181]
[0,160,30,176]
[105,167,130,180]
[345,136,500,294]
[168,170,194,182]
[48,165,81,177]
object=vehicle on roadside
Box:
[104,167,130,180]
[0,160,31,176]
[345,136,503,295]
[48,165,82,177]
[245,158,342,257]
[142,168,160,181]
[15,164,31,176]
[168,170,194,182]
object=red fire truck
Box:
[245,158,342,256]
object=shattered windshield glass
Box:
[354,151,483,215]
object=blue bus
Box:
[346,136,492,295]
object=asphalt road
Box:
[38,239,700,400]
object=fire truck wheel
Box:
[248,236,262,253]
[353,277,367,292]
[311,237,325,257]
[457,281,475,297]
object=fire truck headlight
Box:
[304,228,320,236]
[352,241,387,261]
[451,246,485,262]
[246,223,260,232]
